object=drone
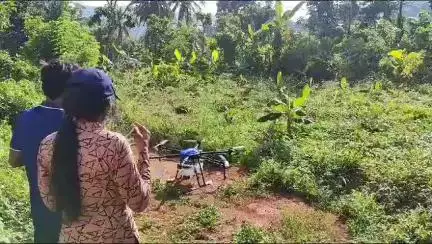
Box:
[150,139,245,187]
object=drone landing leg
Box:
[194,167,202,187]
[199,162,207,186]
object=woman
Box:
[37,68,151,243]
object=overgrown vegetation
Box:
[1,0,432,242]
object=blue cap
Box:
[67,68,119,100]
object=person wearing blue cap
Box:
[36,68,151,243]
[9,60,79,243]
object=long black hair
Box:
[51,87,113,222]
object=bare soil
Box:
[135,155,349,243]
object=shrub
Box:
[384,207,432,242]
[234,223,270,244]
[0,79,42,122]
[332,19,398,81]
[379,49,425,84]
[0,51,14,80]
[23,16,100,67]
[0,121,32,242]
[194,205,220,229]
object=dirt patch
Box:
[136,156,349,242]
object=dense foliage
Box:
[0,0,431,242]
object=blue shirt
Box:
[10,104,64,224]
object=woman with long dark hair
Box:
[37,68,150,243]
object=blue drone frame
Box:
[150,140,244,187]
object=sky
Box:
[74,1,308,20]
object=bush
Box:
[0,51,14,80]
[332,20,398,81]
[0,121,32,242]
[0,79,42,122]
[379,49,425,84]
[248,82,432,241]
[234,223,270,244]
[23,15,100,67]
[195,205,220,229]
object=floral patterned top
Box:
[37,120,150,243]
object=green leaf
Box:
[174,49,183,62]
[258,113,282,122]
[248,24,254,37]
[190,51,197,65]
[340,77,349,90]
[261,23,270,31]
[272,104,289,113]
[374,81,383,91]
[293,97,306,108]
[152,64,159,78]
[212,49,219,63]
[302,84,311,100]
[275,1,284,20]
[277,71,283,88]
[389,49,404,61]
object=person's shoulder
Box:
[107,131,128,143]
[103,130,130,148]
[13,106,40,127]
[40,132,58,147]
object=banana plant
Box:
[258,71,312,135]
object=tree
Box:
[358,1,398,26]
[396,0,404,44]
[239,2,275,31]
[143,15,174,59]
[270,1,305,73]
[131,0,172,24]
[307,1,342,38]
[23,16,100,67]
[0,1,15,32]
[216,1,254,16]
[170,1,204,25]
[215,13,244,66]
[89,0,136,59]
[337,1,360,35]
[196,12,212,35]
[0,1,48,54]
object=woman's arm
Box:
[37,136,57,211]
[113,136,151,212]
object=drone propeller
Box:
[153,140,170,151]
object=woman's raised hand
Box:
[132,123,151,152]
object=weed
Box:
[278,208,342,242]
[195,205,220,229]
[233,223,270,244]
[169,205,221,242]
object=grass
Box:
[111,70,272,152]
[169,205,221,242]
[2,68,432,242]
[248,82,432,242]
[0,122,33,242]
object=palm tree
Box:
[89,0,136,59]
[131,0,172,24]
[196,12,212,35]
[170,1,204,25]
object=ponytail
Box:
[51,114,81,222]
